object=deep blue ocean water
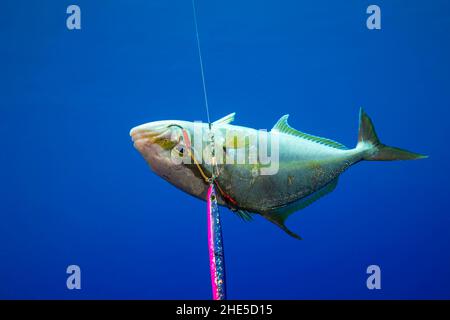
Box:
[1,0,449,299]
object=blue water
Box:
[1,0,449,299]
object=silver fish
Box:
[130,109,426,239]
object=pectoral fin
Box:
[225,130,249,149]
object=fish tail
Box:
[357,108,428,161]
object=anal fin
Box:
[262,178,339,239]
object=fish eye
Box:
[174,144,185,157]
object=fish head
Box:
[130,120,189,161]
[130,120,209,199]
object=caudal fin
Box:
[357,108,427,161]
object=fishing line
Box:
[191,0,211,127]
[191,0,227,301]
[191,0,219,179]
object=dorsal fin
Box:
[272,115,348,150]
[213,112,235,126]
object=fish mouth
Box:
[130,130,158,143]
[129,122,168,143]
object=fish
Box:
[130,108,427,239]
